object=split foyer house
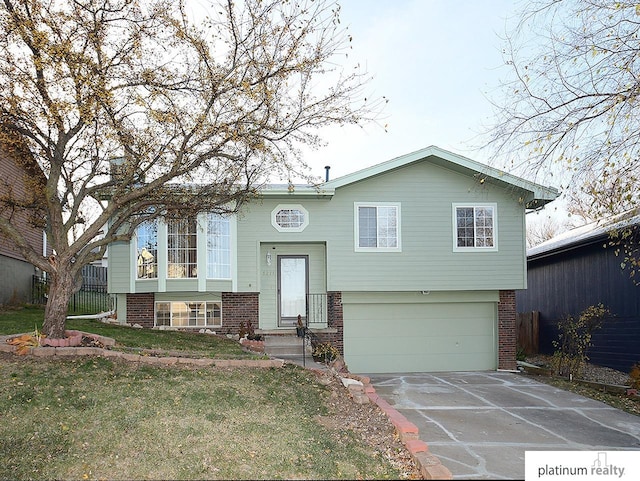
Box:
[107,146,559,373]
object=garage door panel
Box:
[347,351,496,374]
[346,334,494,356]
[347,303,493,320]
[348,316,492,337]
[343,301,496,373]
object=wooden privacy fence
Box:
[516,311,539,355]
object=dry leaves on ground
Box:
[315,372,423,479]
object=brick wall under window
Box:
[498,289,517,370]
[126,293,155,328]
[221,292,259,335]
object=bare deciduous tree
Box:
[486,0,640,280]
[487,0,640,205]
[526,212,570,248]
[0,0,382,337]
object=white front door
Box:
[277,255,308,327]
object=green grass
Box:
[0,307,404,479]
[0,356,401,480]
[0,306,250,358]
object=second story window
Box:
[136,220,158,279]
[354,203,401,252]
[453,204,497,251]
[168,218,197,278]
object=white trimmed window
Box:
[272,204,309,232]
[453,204,497,251]
[155,301,222,327]
[207,213,231,279]
[136,220,158,279]
[167,218,198,278]
[354,203,401,252]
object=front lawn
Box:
[0,307,407,479]
[0,306,249,358]
[0,355,403,480]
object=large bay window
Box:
[135,213,232,281]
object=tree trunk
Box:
[42,270,75,339]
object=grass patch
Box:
[534,377,640,417]
[0,306,250,358]
[0,355,402,480]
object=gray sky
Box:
[300,0,523,182]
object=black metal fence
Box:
[31,265,113,314]
[306,293,327,327]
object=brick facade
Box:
[497,289,517,370]
[125,292,260,334]
[221,292,260,335]
[125,293,155,328]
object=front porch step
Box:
[264,334,312,357]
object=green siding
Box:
[324,162,526,291]
[258,243,326,330]
[109,157,530,298]
[236,161,528,293]
[107,241,131,293]
[342,291,497,373]
[114,293,127,323]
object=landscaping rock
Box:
[340,377,363,389]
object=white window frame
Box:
[167,218,198,278]
[271,204,309,232]
[155,301,222,328]
[354,202,402,252]
[452,203,498,252]
[135,220,158,280]
[206,213,231,279]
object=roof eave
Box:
[528,234,608,261]
[323,145,560,207]
[260,187,335,198]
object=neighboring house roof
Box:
[264,146,559,208]
[528,208,640,260]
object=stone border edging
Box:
[345,373,453,480]
[0,333,283,369]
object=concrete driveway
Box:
[369,371,640,480]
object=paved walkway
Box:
[369,371,640,480]
[279,354,329,370]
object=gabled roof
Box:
[321,146,559,209]
[528,208,640,260]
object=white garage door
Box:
[343,301,497,373]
